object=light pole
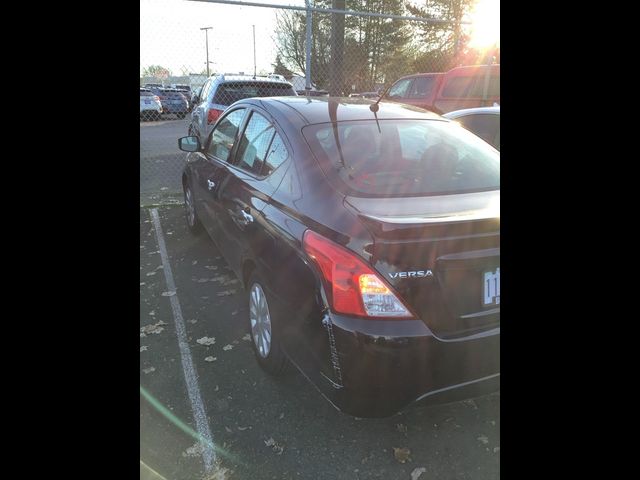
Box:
[200,27,212,77]
[252,25,256,79]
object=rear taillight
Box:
[302,230,413,319]
[207,108,222,124]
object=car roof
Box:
[215,74,291,84]
[240,96,445,126]
[443,106,500,119]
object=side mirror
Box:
[178,136,201,152]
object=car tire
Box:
[183,181,203,234]
[247,270,289,376]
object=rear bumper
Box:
[322,314,500,417]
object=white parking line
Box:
[149,208,216,472]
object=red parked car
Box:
[385,64,500,114]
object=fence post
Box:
[305,0,312,93]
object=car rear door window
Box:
[263,133,288,176]
[234,111,275,175]
[206,108,247,162]
[443,76,500,98]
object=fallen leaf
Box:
[146,271,157,276]
[161,291,176,297]
[237,426,249,431]
[140,321,168,335]
[139,282,146,286]
[396,423,408,434]
[223,344,233,351]
[232,340,239,345]
[148,310,156,316]
[182,442,204,457]
[393,447,411,463]
[493,446,500,453]
[205,266,218,270]
[216,290,237,297]
[279,413,284,420]
[232,311,239,316]
[189,319,198,324]
[196,337,216,346]
[142,367,155,374]
[477,435,489,444]
[205,356,217,362]
[224,426,233,433]
[464,399,478,409]
[192,260,198,265]
[410,467,427,480]
[140,346,148,352]
[242,334,251,341]
[264,437,284,455]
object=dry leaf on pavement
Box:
[393,447,411,463]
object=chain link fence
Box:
[140,0,498,205]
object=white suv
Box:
[140,89,163,121]
[188,74,296,141]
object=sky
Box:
[140,0,299,77]
[140,0,499,79]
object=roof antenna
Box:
[369,83,393,133]
[369,82,392,114]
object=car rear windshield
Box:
[212,82,295,105]
[163,91,186,99]
[140,91,155,97]
[303,119,499,197]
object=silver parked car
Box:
[444,106,500,151]
[188,74,296,142]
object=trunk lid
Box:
[345,190,500,337]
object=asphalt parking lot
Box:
[140,204,500,480]
[140,115,191,203]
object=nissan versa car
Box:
[179,97,500,417]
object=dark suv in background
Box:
[188,74,296,141]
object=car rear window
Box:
[163,91,185,99]
[212,82,295,105]
[303,119,499,197]
[140,91,155,97]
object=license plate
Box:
[144,100,151,104]
[483,267,500,306]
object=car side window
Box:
[234,112,275,175]
[408,76,435,99]
[206,108,246,162]
[387,78,412,99]
[262,133,288,176]
[457,114,500,148]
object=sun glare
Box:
[467,0,500,50]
